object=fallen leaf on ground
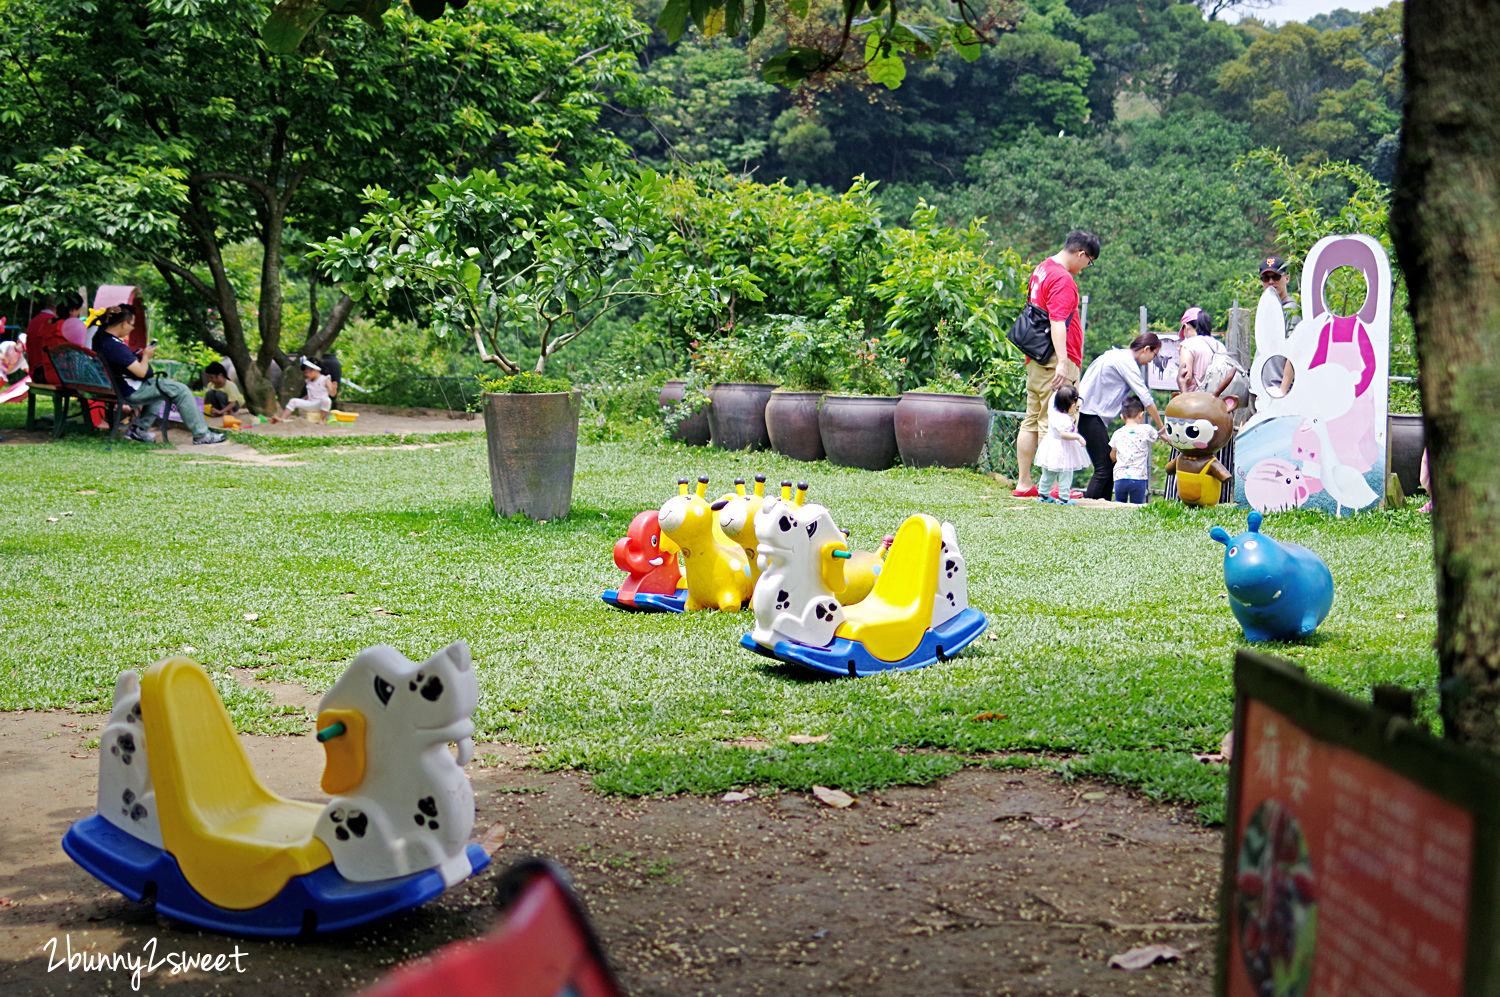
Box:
[0,897,13,907]
[721,791,754,802]
[1108,944,1184,970]
[812,786,855,809]
[45,517,58,523]
[243,613,260,621]
[1396,612,1408,620]
[970,712,1007,722]
[478,821,509,856]
[788,733,829,744]
[1081,791,1107,801]
[1221,731,1235,761]
[986,632,998,640]
[723,738,771,751]
[75,489,98,495]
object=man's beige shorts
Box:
[1020,359,1076,433]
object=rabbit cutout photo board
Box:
[1234,234,1390,517]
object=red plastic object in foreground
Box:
[364,861,622,997]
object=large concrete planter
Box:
[482,390,582,520]
[707,382,775,451]
[894,391,990,468]
[1387,412,1426,494]
[658,379,710,446]
[819,394,898,470]
[765,390,826,462]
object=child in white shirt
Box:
[272,358,334,423]
[1108,396,1158,504]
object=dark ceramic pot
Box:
[1388,412,1426,494]
[658,379,710,446]
[894,392,991,468]
[707,382,775,451]
[765,390,826,462]
[482,390,581,520]
[819,395,898,470]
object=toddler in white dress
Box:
[1034,385,1089,505]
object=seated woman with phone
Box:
[89,304,227,445]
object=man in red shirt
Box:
[1012,230,1099,497]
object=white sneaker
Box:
[193,431,227,445]
[124,426,156,443]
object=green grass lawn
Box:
[0,403,1439,823]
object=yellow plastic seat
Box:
[835,514,941,662]
[141,658,331,910]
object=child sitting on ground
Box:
[271,358,333,423]
[203,361,244,417]
[1035,385,1089,505]
[1108,396,1158,504]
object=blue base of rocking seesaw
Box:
[62,815,490,936]
[739,608,987,677]
[600,590,688,613]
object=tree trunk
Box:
[1391,0,1500,752]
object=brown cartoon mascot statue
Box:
[1164,391,1236,507]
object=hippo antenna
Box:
[753,474,766,497]
[794,482,809,507]
[781,480,794,501]
[1248,510,1264,534]
[694,477,709,498]
[677,479,690,496]
[734,477,746,497]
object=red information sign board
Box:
[1218,652,1500,997]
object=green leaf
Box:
[261,0,325,55]
[750,0,767,35]
[460,260,482,291]
[657,0,691,43]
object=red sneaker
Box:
[1011,485,1039,498]
[1050,488,1084,500]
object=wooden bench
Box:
[46,345,176,442]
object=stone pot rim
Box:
[821,392,898,401]
[898,390,987,401]
[481,388,582,399]
[707,380,779,388]
[770,387,827,395]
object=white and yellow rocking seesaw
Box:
[63,641,489,936]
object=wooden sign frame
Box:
[1217,650,1500,996]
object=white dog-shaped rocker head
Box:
[750,486,849,649]
[313,641,479,886]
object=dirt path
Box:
[0,705,1222,997]
[0,402,481,448]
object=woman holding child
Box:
[1076,332,1167,500]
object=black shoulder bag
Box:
[1007,303,1056,364]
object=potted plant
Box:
[658,375,711,445]
[819,326,901,471]
[893,321,998,469]
[764,315,842,462]
[692,332,777,452]
[312,167,757,519]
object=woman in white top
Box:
[1076,332,1168,499]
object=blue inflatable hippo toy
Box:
[1209,511,1333,642]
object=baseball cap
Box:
[1259,256,1289,278]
